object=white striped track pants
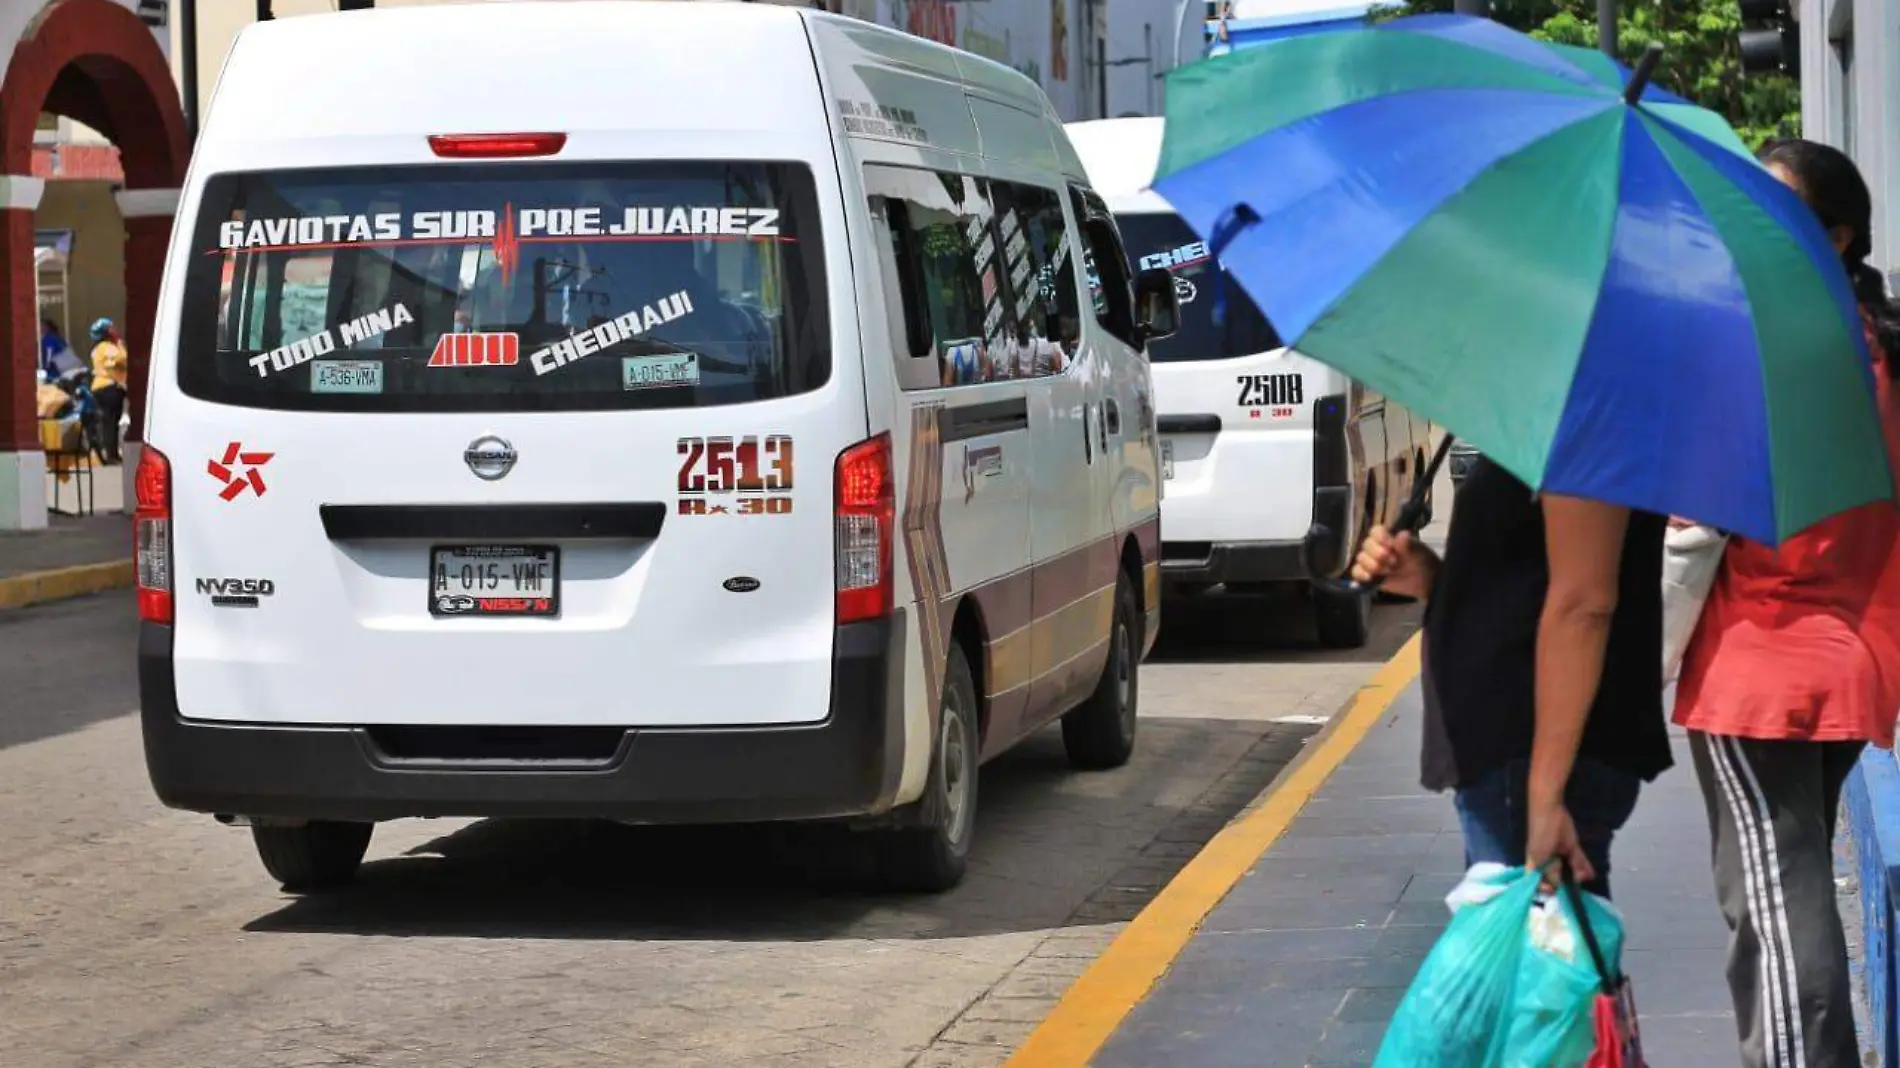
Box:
[1690,731,1866,1068]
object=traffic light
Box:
[1738,0,1799,77]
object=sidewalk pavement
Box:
[0,513,132,609]
[1088,681,1746,1068]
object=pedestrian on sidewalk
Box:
[87,317,127,466]
[40,318,69,379]
[1350,467,1673,898]
[1673,138,1900,1068]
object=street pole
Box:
[180,0,199,139]
[1144,22,1155,114]
[1171,0,1195,70]
[1597,0,1618,56]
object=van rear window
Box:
[179,162,830,412]
[1113,211,1282,363]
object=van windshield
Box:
[1112,212,1282,363]
[179,162,830,412]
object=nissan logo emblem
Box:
[464,435,517,481]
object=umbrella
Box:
[1151,14,1892,545]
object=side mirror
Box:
[1133,266,1179,345]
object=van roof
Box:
[200,2,1077,180]
[803,12,1083,176]
[1064,117,1174,215]
[804,11,1059,123]
[201,2,833,171]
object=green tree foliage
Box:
[1370,0,1799,148]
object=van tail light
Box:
[134,446,173,624]
[427,133,567,159]
[835,433,895,624]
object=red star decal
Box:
[207,442,275,501]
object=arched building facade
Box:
[0,0,188,529]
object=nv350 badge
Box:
[197,577,275,608]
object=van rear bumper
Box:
[1159,486,1352,588]
[1160,539,1305,586]
[138,613,909,824]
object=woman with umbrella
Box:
[1350,442,1667,897]
[1671,139,1900,1068]
[1150,17,1896,902]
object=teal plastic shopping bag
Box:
[1497,873,1628,1067]
[1375,863,1637,1068]
[1371,865,1543,1068]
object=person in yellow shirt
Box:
[88,318,128,465]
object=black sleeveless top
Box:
[1419,457,1673,791]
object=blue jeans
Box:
[1452,758,1642,899]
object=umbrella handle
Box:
[1624,42,1665,105]
[1307,435,1456,595]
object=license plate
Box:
[1161,440,1175,481]
[622,352,700,391]
[311,360,384,395]
[430,545,559,617]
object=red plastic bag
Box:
[1566,871,1646,1068]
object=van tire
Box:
[1313,582,1372,649]
[1062,574,1140,770]
[251,821,373,891]
[874,643,980,893]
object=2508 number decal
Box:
[1236,372,1304,408]
[677,435,795,516]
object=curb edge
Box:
[0,560,136,611]
[1003,630,1425,1068]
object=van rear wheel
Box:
[874,643,979,893]
[251,820,373,892]
[1062,573,1140,770]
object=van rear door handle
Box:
[1104,398,1122,435]
[319,503,665,541]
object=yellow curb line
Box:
[0,560,136,611]
[1004,632,1424,1068]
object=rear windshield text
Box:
[180,162,831,413]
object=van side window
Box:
[866,165,1016,388]
[1071,188,1141,350]
[989,181,1079,377]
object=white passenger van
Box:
[136,2,1178,893]
[1066,117,1433,648]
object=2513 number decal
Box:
[677,435,795,516]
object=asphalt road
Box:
[0,563,1428,1067]
[0,591,140,750]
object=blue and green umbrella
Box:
[1152,14,1891,544]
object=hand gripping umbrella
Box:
[1153,15,1892,588]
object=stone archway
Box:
[0,0,189,528]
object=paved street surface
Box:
[1092,685,1745,1068]
[0,570,1423,1068]
[0,512,128,582]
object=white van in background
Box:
[1066,117,1434,648]
[136,2,1177,893]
